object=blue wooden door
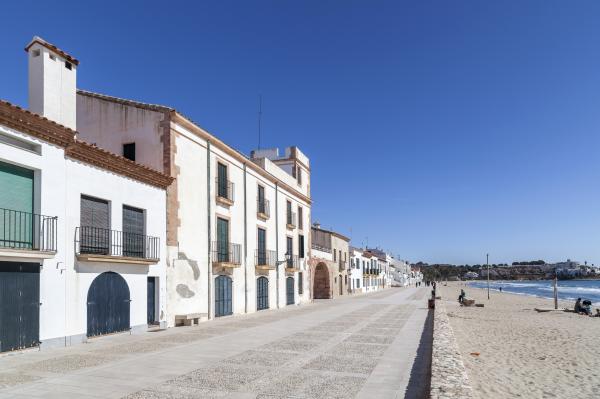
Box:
[286,277,294,305]
[87,272,130,337]
[147,277,156,324]
[0,262,39,352]
[215,275,232,317]
[256,277,269,311]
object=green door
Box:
[217,217,229,262]
[0,161,34,249]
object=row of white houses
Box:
[0,37,410,353]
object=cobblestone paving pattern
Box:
[0,287,429,399]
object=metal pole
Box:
[487,253,490,300]
[554,267,558,310]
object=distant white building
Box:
[349,247,366,293]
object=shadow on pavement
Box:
[404,307,433,399]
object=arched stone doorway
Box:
[313,263,330,299]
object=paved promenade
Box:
[0,287,432,399]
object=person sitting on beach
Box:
[581,300,592,316]
[458,289,466,304]
[575,298,582,313]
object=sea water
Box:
[468,280,600,305]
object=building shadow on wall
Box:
[404,308,434,399]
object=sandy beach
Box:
[438,282,600,399]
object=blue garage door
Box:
[0,262,39,352]
[87,272,130,337]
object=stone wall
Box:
[430,300,473,399]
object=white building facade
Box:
[349,247,366,294]
[0,37,171,353]
[75,75,312,326]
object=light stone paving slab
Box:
[0,287,431,399]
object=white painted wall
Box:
[76,95,166,172]
[75,96,313,325]
[0,121,167,346]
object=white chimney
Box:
[25,36,78,130]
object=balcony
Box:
[286,212,296,230]
[257,198,270,220]
[0,208,57,257]
[212,241,242,269]
[285,254,299,273]
[75,226,160,264]
[255,249,276,272]
[311,243,332,253]
[216,178,235,206]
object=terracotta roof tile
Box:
[25,36,80,65]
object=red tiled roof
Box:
[25,36,80,65]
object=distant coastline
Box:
[466,279,600,305]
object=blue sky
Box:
[2,1,600,265]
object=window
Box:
[298,234,305,258]
[123,143,136,161]
[0,132,41,154]
[32,49,40,57]
[257,185,265,213]
[357,279,361,289]
[65,61,72,70]
[286,236,293,267]
[298,206,303,229]
[286,200,292,224]
[216,217,229,262]
[257,228,266,264]
[297,167,302,185]
[217,162,228,198]
[49,54,56,61]
[123,205,145,258]
[333,249,336,262]
[80,196,110,255]
[298,272,303,294]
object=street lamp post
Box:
[487,253,490,300]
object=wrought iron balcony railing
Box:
[257,198,270,218]
[255,249,277,268]
[76,226,160,260]
[286,211,296,228]
[285,253,299,269]
[212,241,242,265]
[216,178,235,204]
[0,207,57,252]
[311,243,332,253]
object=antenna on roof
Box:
[257,94,262,150]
